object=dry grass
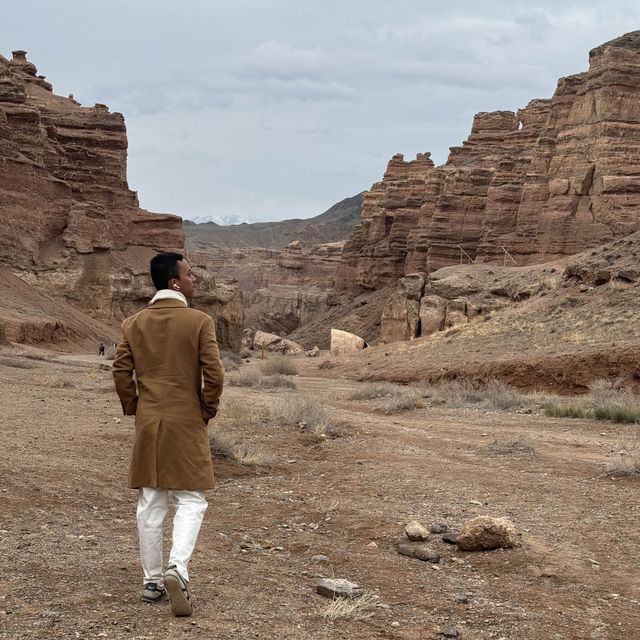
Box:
[228,370,296,389]
[209,429,274,468]
[544,378,640,423]
[350,382,410,400]
[606,428,640,476]
[261,357,298,376]
[272,394,337,437]
[318,591,379,621]
[0,357,36,369]
[484,439,536,457]
[421,379,525,410]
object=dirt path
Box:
[1,354,639,639]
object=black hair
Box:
[150,252,184,290]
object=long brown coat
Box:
[112,299,224,490]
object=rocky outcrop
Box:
[379,263,562,343]
[335,32,640,291]
[0,51,243,351]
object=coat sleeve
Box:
[112,326,138,416]
[199,316,225,421]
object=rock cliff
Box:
[335,31,640,291]
[0,51,242,350]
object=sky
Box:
[3,1,640,223]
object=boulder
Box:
[330,329,366,356]
[253,330,303,354]
[456,516,517,551]
[380,291,420,344]
[305,345,320,358]
[419,295,447,336]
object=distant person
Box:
[98,342,105,356]
[112,252,224,616]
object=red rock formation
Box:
[335,31,640,291]
[0,51,243,350]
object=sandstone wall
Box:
[335,31,640,291]
[0,51,242,350]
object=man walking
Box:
[113,252,224,616]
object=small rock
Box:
[441,628,459,637]
[405,520,430,541]
[454,595,469,604]
[431,522,448,534]
[316,578,363,599]
[457,516,517,551]
[395,542,440,563]
[442,533,458,544]
[42,610,61,618]
[311,554,330,564]
[391,621,400,628]
[367,541,378,548]
[305,346,320,358]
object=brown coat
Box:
[112,299,224,490]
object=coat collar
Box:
[149,289,188,307]
[149,299,190,309]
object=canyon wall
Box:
[335,31,640,291]
[0,51,242,350]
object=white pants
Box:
[136,487,208,586]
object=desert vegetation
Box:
[544,378,640,423]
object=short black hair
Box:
[150,252,184,290]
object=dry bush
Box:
[350,382,409,400]
[484,439,536,457]
[228,370,296,389]
[424,379,524,410]
[318,591,379,622]
[221,350,244,365]
[261,357,298,376]
[260,374,297,389]
[606,429,640,476]
[42,375,74,389]
[222,357,241,372]
[378,394,418,413]
[104,346,117,360]
[318,359,336,370]
[239,348,251,358]
[0,357,36,369]
[544,404,589,419]
[273,394,336,437]
[209,429,274,468]
[228,370,262,387]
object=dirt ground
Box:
[1,351,640,640]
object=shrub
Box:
[261,357,297,376]
[424,380,524,410]
[350,382,409,400]
[592,406,640,424]
[228,370,262,387]
[318,359,335,370]
[220,350,243,365]
[260,374,297,389]
[222,357,241,372]
[239,348,251,358]
[273,394,336,437]
[378,394,417,413]
[606,429,640,476]
[228,370,296,389]
[544,405,590,419]
[209,430,274,468]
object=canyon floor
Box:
[1,350,639,640]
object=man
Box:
[113,252,224,616]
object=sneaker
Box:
[141,582,166,603]
[164,565,192,616]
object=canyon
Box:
[0,50,242,350]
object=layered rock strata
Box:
[0,51,242,350]
[336,32,640,291]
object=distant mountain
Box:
[187,214,250,226]
[183,193,363,250]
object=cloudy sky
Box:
[3,1,640,222]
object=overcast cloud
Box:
[3,1,640,222]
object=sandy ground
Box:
[1,352,640,640]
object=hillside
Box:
[184,193,362,250]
